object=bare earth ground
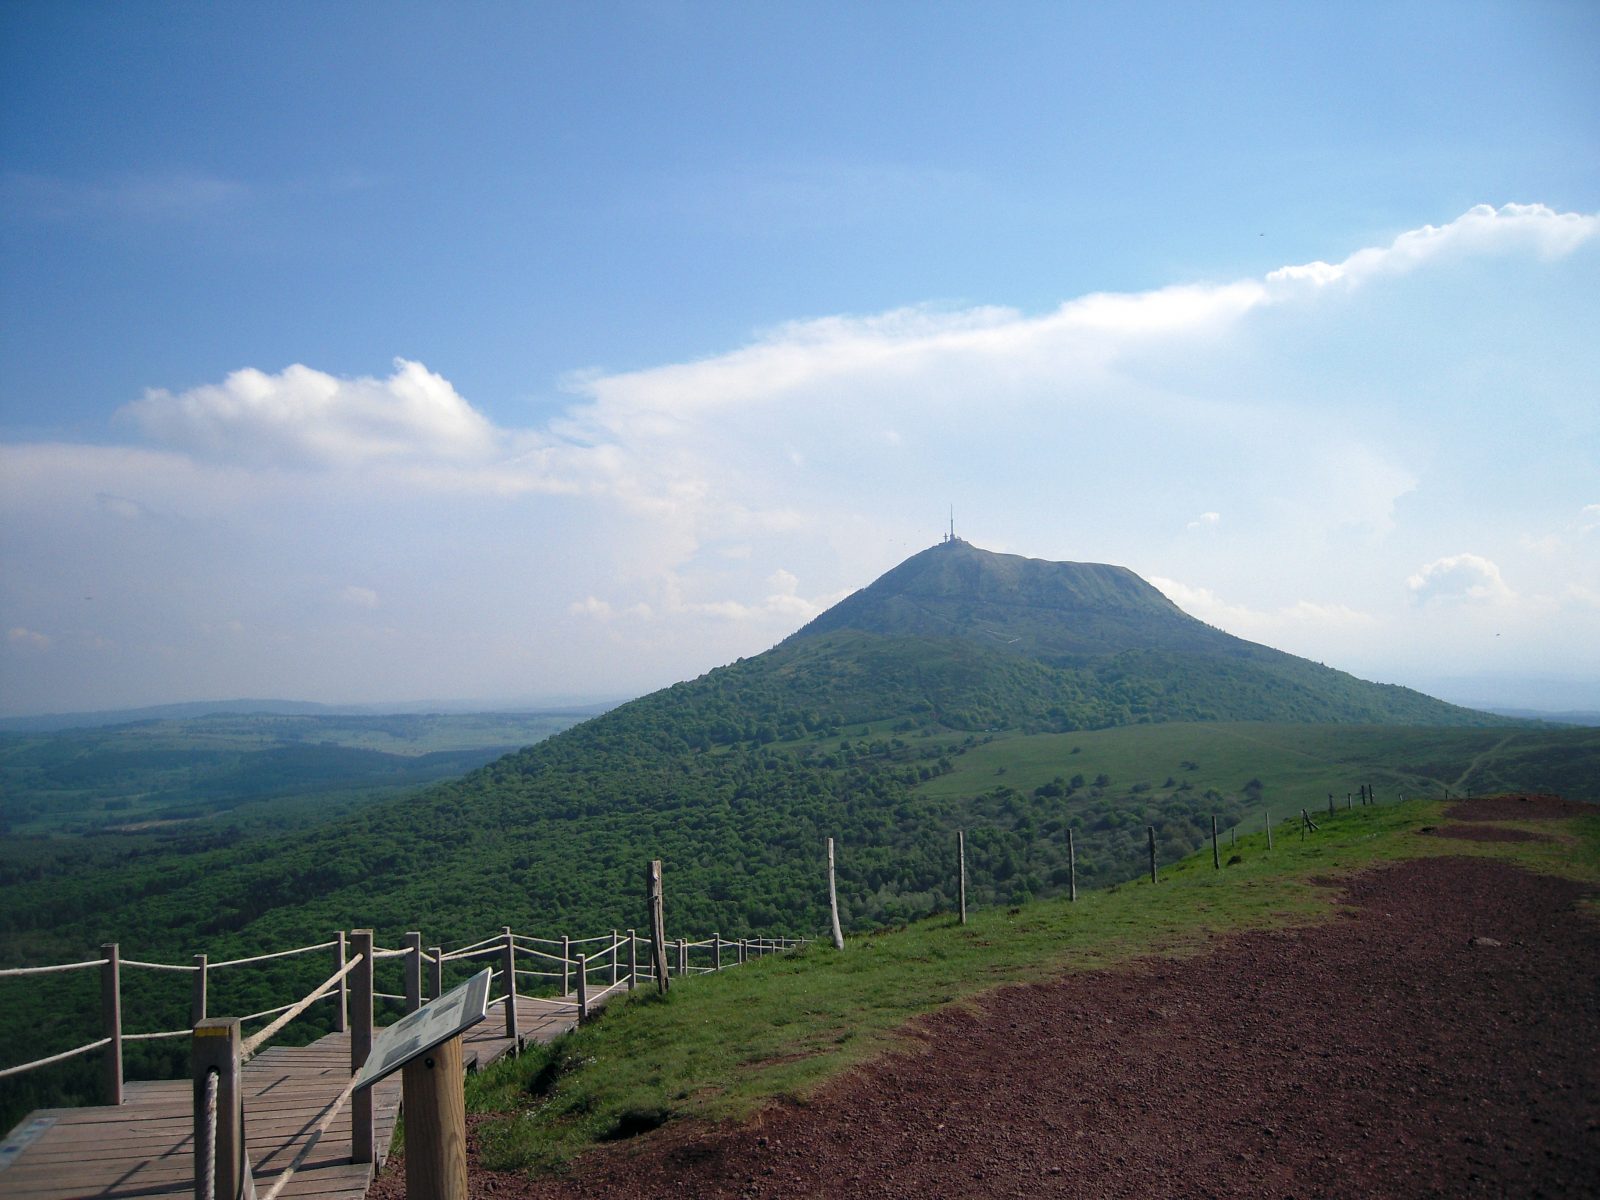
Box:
[374,800,1600,1198]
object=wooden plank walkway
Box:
[0,992,600,1200]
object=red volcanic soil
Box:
[1444,793,1594,821]
[374,855,1600,1199]
[1425,825,1545,842]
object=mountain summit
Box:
[771,540,1488,729]
[793,540,1219,660]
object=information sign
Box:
[354,967,490,1091]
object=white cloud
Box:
[1579,504,1600,535]
[1151,578,1377,635]
[1266,203,1599,292]
[1406,554,1515,605]
[121,359,500,468]
[339,586,379,609]
[7,627,52,651]
[1186,511,1220,532]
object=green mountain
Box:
[8,541,1598,1129]
[766,539,1490,730]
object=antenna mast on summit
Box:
[945,507,956,544]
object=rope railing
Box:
[124,1028,191,1043]
[120,957,200,972]
[239,954,361,1063]
[0,957,104,977]
[0,1036,113,1079]
[209,939,339,969]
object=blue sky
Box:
[2,1,1597,716]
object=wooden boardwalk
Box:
[0,994,589,1200]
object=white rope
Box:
[257,1071,361,1200]
[0,958,103,977]
[445,933,505,956]
[209,940,339,969]
[240,954,360,1062]
[124,1028,190,1042]
[200,1067,218,1200]
[369,947,412,959]
[121,958,200,972]
[0,1036,112,1079]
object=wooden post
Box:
[190,953,207,1028]
[429,947,443,1001]
[501,927,519,1045]
[1328,793,1335,816]
[677,937,687,976]
[1230,825,1236,848]
[627,928,638,991]
[577,954,589,1023]
[402,1033,467,1200]
[1347,792,1353,810]
[350,929,374,1164]
[1067,828,1077,901]
[332,931,347,1033]
[611,930,620,987]
[826,837,845,949]
[645,861,669,994]
[191,1018,246,1200]
[1264,809,1273,849]
[1212,814,1220,869]
[712,932,722,971]
[405,931,423,1014]
[561,935,570,998]
[1147,827,1157,884]
[738,938,747,965]
[101,942,122,1106]
[958,830,968,923]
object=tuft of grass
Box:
[465,798,1600,1173]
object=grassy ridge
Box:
[464,795,1600,1173]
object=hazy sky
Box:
[2,2,1597,717]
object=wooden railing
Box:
[1,915,807,1199]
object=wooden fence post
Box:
[332,931,347,1033]
[101,942,122,1106]
[1264,808,1273,850]
[577,954,589,1023]
[1328,793,1335,816]
[677,937,687,976]
[192,1018,245,1200]
[739,938,747,965]
[712,932,722,971]
[827,837,845,949]
[958,829,967,924]
[190,953,208,1028]
[627,929,638,991]
[1212,814,1220,869]
[501,927,519,1045]
[1068,828,1078,901]
[405,931,423,1014]
[611,930,620,987]
[561,935,570,998]
[646,861,669,994]
[403,1033,467,1200]
[350,929,374,1164]
[429,947,443,1001]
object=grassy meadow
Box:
[463,792,1600,1174]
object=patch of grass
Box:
[467,797,1599,1172]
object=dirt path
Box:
[377,812,1600,1198]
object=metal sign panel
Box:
[355,967,490,1091]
